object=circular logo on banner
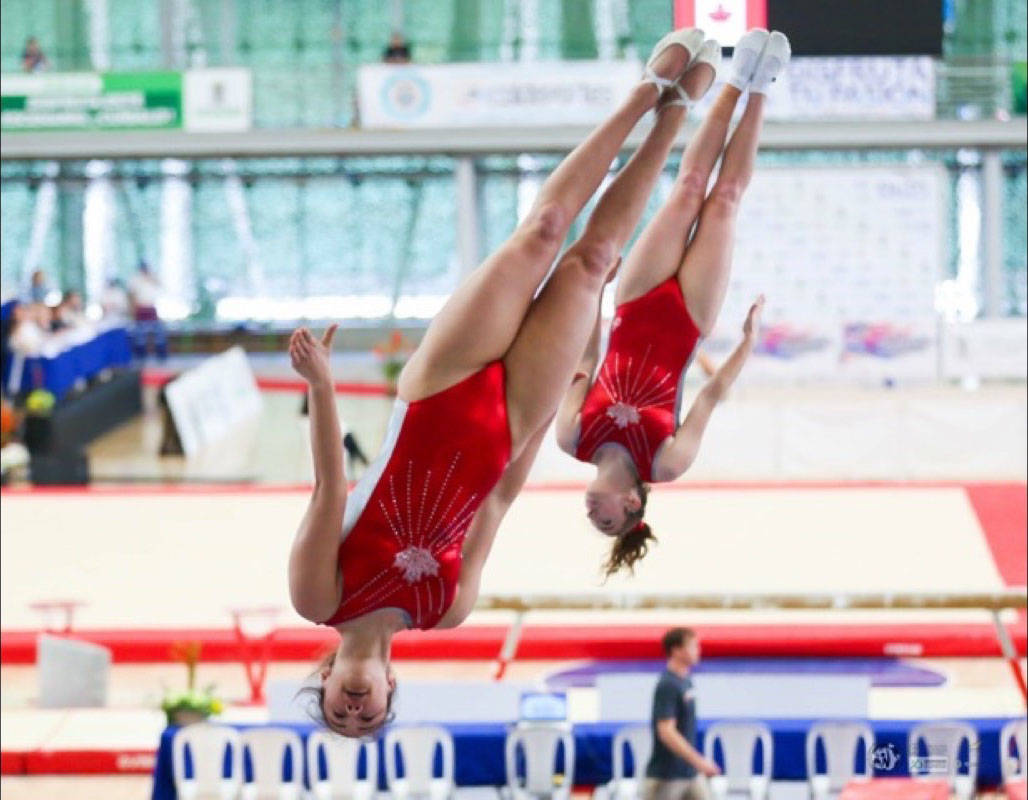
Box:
[380,70,431,120]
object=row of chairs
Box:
[173,718,1028,800]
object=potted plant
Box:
[373,329,413,396]
[161,641,223,726]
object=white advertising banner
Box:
[163,346,262,456]
[767,56,936,120]
[703,164,946,382]
[358,56,934,130]
[665,56,936,121]
[358,61,640,129]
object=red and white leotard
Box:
[322,362,510,630]
[574,277,701,482]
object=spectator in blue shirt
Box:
[646,627,720,800]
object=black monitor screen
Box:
[767,0,944,56]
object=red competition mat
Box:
[2,619,1025,664]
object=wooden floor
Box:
[0,485,1008,629]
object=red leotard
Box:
[574,277,701,482]
[322,361,510,630]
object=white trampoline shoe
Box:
[642,27,707,96]
[662,38,722,109]
[727,28,769,91]
[749,30,792,94]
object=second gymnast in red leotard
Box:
[556,29,791,578]
[286,27,719,737]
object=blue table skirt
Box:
[3,326,131,400]
[151,717,1016,800]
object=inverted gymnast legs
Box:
[286,25,710,737]
[555,29,792,577]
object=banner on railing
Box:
[357,61,640,129]
[0,68,251,132]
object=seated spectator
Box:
[100,278,130,319]
[27,270,51,304]
[7,304,50,357]
[22,37,48,72]
[382,31,412,63]
[52,291,87,330]
[129,262,168,360]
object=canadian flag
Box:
[674,0,766,48]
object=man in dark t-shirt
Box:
[645,627,720,800]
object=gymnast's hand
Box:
[742,294,764,341]
[290,325,338,387]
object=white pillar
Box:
[221,159,265,297]
[219,0,236,65]
[981,150,1004,317]
[519,0,539,61]
[22,164,59,286]
[159,158,194,320]
[390,0,405,32]
[594,0,615,60]
[455,158,481,279]
[85,0,110,71]
[160,0,187,69]
[953,161,982,322]
[82,160,117,303]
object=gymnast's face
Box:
[585,483,641,535]
[320,657,395,737]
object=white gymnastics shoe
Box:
[661,39,722,109]
[749,30,791,94]
[642,27,706,95]
[727,28,769,91]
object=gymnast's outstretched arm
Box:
[653,297,762,482]
[287,325,349,623]
[435,418,551,629]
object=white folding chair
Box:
[907,720,978,800]
[504,723,575,800]
[385,725,455,800]
[307,731,378,800]
[239,727,304,800]
[805,721,874,800]
[1000,718,1027,785]
[603,725,651,800]
[703,721,773,800]
[172,722,243,800]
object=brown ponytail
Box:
[601,477,655,578]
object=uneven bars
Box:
[476,590,1027,613]
[478,589,1028,702]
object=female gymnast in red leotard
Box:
[287,26,719,736]
[555,29,792,578]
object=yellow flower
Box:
[210,699,223,714]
